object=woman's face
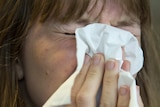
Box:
[17,0,141,106]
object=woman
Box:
[0,0,159,107]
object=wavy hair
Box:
[0,0,159,107]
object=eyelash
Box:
[64,33,75,35]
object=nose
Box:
[98,16,112,25]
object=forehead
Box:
[87,0,122,16]
[88,0,140,17]
[37,0,140,23]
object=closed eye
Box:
[64,33,75,35]
[115,21,134,27]
[53,31,75,36]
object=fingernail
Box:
[106,59,115,70]
[84,55,90,64]
[93,54,101,65]
[121,60,130,71]
[120,86,128,96]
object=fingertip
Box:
[105,59,120,71]
[119,85,130,96]
[121,60,130,71]
[106,59,116,70]
[117,85,130,106]
[84,54,91,65]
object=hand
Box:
[66,54,143,107]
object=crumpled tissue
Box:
[43,23,143,107]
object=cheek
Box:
[23,37,77,106]
[45,41,77,77]
[33,37,77,77]
[34,38,77,85]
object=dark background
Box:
[151,0,160,33]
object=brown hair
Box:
[0,0,159,107]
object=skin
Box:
[16,0,143,107]
[67,56,131,107]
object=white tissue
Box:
[43,23,143,107]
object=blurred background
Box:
[151,0,160,32]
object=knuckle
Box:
[76,92,90,104]
[103,76,116,87]
[99,102,114,107]
[117,104,127,107]
[87,69,98,78]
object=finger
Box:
[121,60,137,78]
[121,60,130,72]
[117,85,130,107]
[137,86,144,107]
[71,55,91,106]
[76,54,105,107]
[122,47,125,60]
[100,59,119,107]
